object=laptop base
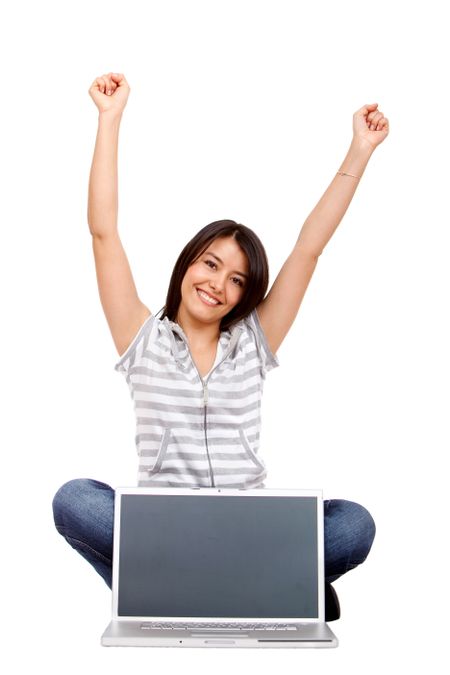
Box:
[101,620,338,648]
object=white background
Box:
[1,0,448,669]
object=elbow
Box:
[296,243,322,260]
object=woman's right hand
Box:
[88,72,130,116]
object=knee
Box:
[52,478,107,527]
[52,479,83,526]
[346,500,376,561]
[326,499,376,562]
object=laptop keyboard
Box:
[140,622,300,631]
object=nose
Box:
[209,283,225,303]
[209,275,225,294]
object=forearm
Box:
[87,111,123,238]
[296,138,374,257]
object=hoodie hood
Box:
[162,316,245,371]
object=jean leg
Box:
[324,499,376,583]
[52,478,114,589]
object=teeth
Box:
[198,289,219,305]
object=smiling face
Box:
[177,236,249,326]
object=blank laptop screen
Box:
[117,494,319,618]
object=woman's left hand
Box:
[352,102,389,151]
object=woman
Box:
[53,72,389,621]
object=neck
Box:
[175,306,221,346]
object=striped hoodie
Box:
[114,308,280,488]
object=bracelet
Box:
[337,171,360,179]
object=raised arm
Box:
[87,72,151,357]
[256,103,390,356]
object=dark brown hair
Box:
[156,219,269,331]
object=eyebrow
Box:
[205,250,249,279]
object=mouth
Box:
[196,288,222,306]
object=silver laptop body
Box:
[101,487,338,648]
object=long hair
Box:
[156,219,269,332]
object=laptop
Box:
[101,487,338,648]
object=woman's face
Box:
[179,236,249,323]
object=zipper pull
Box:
[203,382,209,406]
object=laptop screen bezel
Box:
[111,487,325,624]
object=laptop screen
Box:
[116,493,319,619]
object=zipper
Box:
[202,383,214,487]
[178,334,239,488]
[179,342,217,487]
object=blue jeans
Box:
[52,478,376,590]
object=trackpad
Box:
[190,632,248,638]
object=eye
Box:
[204,259,244,287]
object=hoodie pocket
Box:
[239,428,266,472]
[148,427,172,476]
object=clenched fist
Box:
[88,72,130,115]
[352,103,389,151]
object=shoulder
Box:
[238,308,280,375]
[113,313,165,374]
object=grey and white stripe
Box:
[114,308,280,488]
